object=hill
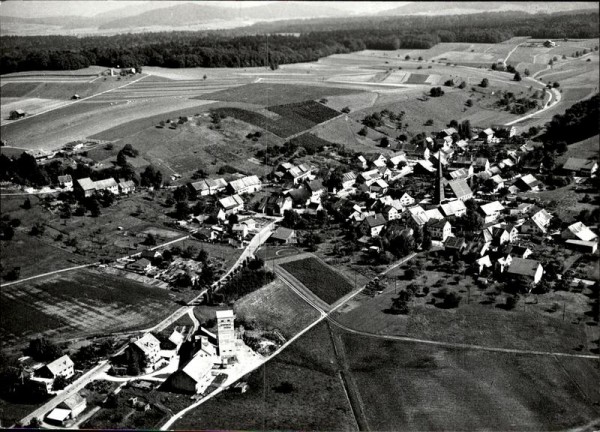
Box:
[381,1,598,16]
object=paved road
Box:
[1,263,99,287]
[20,361,110,426]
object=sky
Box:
[0,1,408,18]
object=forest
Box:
[545,93,599,144]
[1,11,598,73]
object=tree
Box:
[5,266,20,281]
[23,198,31,209]
[491,63,497,70]
[465,99,473,107]
[358,127,367,136]
[524,68,530,76]
[175,201,190,219]
[380,137,390,147]
[27,337,62,362]
[442,292,461,308]
[458,81,466,89]
[405,55,411,60]
[505,294,520,310]
[116,150,128,167]
[430,87,444,97]
[53,375,68,391]
[513,72,522,81]
[121,144,139,157]
[444,79,454,86]
[144,233,157,246]
[480,78,489,88]
[197,249,208,263]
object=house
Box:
[496,253,513,273]
[370,178,389,195]
[424,208,444,221]
[227,175,262,195]
[382,205,400,221]
[479,128,495,143]
[493,125,517,137]
[400,143,430,161]
[241,218,257,231]
[36,355,74,380]
[522,209,552,234]
[341,172,357,190]
[168,337,217,394]
[118,179,136,194]
[429,219,452,242]
[358,169,382,186]
[362,214,387,237]
[217,195,244,219]
[284,164,311,184]
[478,201,505,224]
[306,179,325,201]
[75,178,96,197]
[58,393,87,418]
[491,227,511,246]
[269,227,297,244]
[444,236,466,253]
[489,175,505,192]
[409,205,429,227]
[562,158,598,177]
[57,175,73,188]
[445,179,473,201]
[514,174,541,191]
[565,239,598,253]
[286,187,311,208]
[125,333,161,373]
[505,258,544,286]
[356,155,368,169]
[544,40,556,47]
[475,255,493,274]
[127,258,153,273]
[500,224,519,243]
[46,408,73,425]
[439,200,467,217]
[388,153,407,168]
[474,157,491,173]
[232,224,249,240]
[561,221,598,242]
[367,153,387,168]
[446,167,472,181]
[413,160,436,176]
[399,193,415,207]
[439,127,458,138]
[190,178,227,196]
[504,245,532,259]
[93,178,119,194]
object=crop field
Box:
[234,277,320,338]
[341,334,600,431]
[196,82,362,106]
[173,323,357,431]
[323,91,378,112]
[312,115,389,152]
[0,268,182,349]
[279,257,353,305]
[403,73,433,84]
[268,100,340,124]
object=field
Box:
[334,267,596,354]
[233,277,321,338]
[342,333,600,431]
[279,257,353,304]
[195,82,361,106]
[173,323,357,431]
[0,268,185,349]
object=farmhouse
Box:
[227,175,262,195]
[506,257,544,286]
[306,179,325,200]
[505,245,532,259]
[217,195,244,219]
[400,143,430,161]
[439,200,467,217]
[359,169,383,185]
[561,221,598,242]
[562,158,598,176]
[127,258,153,273]
[58,392,87,419]
[283,164,311,184]
[269,226,297,244]
[190,178,227,196]
[57,174,73,188]
[75,177,118,197]
[36,355,75,380]
[125,333,161,373]
[479,128,495,143]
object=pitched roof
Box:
[563,221,597,241]
[440,200,466,216]
[481,128,494,136]
[181,349,215,383]
[563,158,597,171]
[425,208,444,220]
[270,226,295,241]
[447,179,473,199]
[58,174,72,183]
[46,355,74,376]
[132,333,160,355]
[517,174,541,187]
[61,393,86,410]
[479,201,505,215]
[307,179,324,192]
[218,194,244,210]
[216,310,234,319]
[342,172,356,182]
[447,168,469,181]
[530,209,552,229]
[430,218,450,228]
[365,214,387,228]
[507,257,541,278]
[76,177,95,191]
[119,179,135,189]
[228,175,261,192]
[445,236,465,249]
[94,178,118,189]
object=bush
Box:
[444,79,455,87]
[505,295,520,310]
[441,292,461,308]
[429,87,445,97]
[458,81,466,89]
[480,78,489,88]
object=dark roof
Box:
[270,227,295,241]
[507,257,541,277]
[287,187,311,203]
[563,158,597,171]
[444,236,465,249]
[365,214,387,228]
[307,179,324,192]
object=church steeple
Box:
[435,154,445,204]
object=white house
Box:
[478,201,505,224]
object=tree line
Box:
[1,11,597,74]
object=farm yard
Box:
[279,257,354,305]
[0,268,189,350]
[341,334,600,431]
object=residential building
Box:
[227,175,262,195]
[445,179,473,201]
[269,227,297,244]
[561,221,598,242]
[217,195,244,219]
[57,174,73,188]
[506,258,544,286]
[58,393,87,418]
[75,177,118,197]
[190,178,227,196]
[362,214,387,237]
[474,157,490,172]
[125,333,161,373]
[284,164,311,184]
[439,200,467,217]
[522,209,552,234]
[400,143,430,161]
[127,258,153,273]
[341,172,357,190]
[514,174,542,191]
[479,128,495,143]
[306,179,325,201]
[399,193,415,207]
[429,219,452,242]
[444,236,466,253]
[478,201,505,224]
[118,179,136,194]
[35,355,74,380]
[169,337,217,394]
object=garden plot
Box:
[323,92,378,111]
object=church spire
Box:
[435,153,445,204]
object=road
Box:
[504,86,561,126]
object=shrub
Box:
[480,78,489,88]
[444,79,454,87]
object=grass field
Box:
[335,268,594,354]
[280,257,353,304]
[0,268,183,349]
[234,277,320,338]
[197,82,361,106]
[342,333,600,431]
[173,323,357,431]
